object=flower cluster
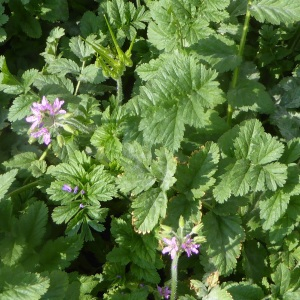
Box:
[157,286,171,299]
[26,96,66,145]
[62,184,85,195]
[162,235,200,259]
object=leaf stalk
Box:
[6,180,40,198]
[227,0,252,126]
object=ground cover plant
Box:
[0,0,300,299]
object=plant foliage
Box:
[1,0,300,298]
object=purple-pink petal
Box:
[181,235,200,257]
[162,237,179,260]
[157,286,171,299]
[31,127,48,138]
[62,184,72,192]
[43,130,51,145]
[26,96,67,145]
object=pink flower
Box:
[162,237,179,260]
[49,98,66,115]
[181,235,200,257]
[26,96,66,145]
[31,127,51,145]
[157,286,171,299]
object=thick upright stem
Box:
[227,0,252,126]
[170,254,179,300]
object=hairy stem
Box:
[116,77,123,104]
[170,254,179,300]
[227,0,252,126]
[6,180,40,198]
[39,143,52,161]
[74,60,86,96]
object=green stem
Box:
[116,77,123,104]
[227,0,252,126]
[39,144,52,161]
[202,200,214,211]
[74,60,86,96]
[170,254,179,300]
[6,180,40,198]
[23,144,51,185]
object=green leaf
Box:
[259,190,290,230]
[33,75,74,95]
[91,114,123,161]
[40,0,69,22]
[107,247,131,265]
[132,188,167,233]
[87,165,117,203]
[29,160,47,178]
[214,119,287,202]
[117,142,155,195]
[78,275,100,297]
[147,0,212,51]
[228,79,275,113]
[79,65,105,84]
[21,69,39,93]
[228,159,251,196]
[242,240,269,283]
[21,13,42,38]
[271,263,291,296]
[69,37,94,61]
[225,282,264,300]
[0,237,24,266]
[41,27,65,64]
[202,213,245,275]
[79,11,103,37]
[130,264,160,284]
[105,0,148,40]
[3,152,37,169]
[39,236,83,271]
[234,119,265,160]
[52,202,81,224]
[194,35,241,72]
[263,162,287,191]
[175,142,219,198]
[250,0,300,25]
[136,55,167,81]
[40,271,68,300]
[151,147,177,192]
[281,138,300,163]
[0,57,23,94]
[16,201,48,248]
[7,94,38,122]
[250,133,284,165]
[204,286,233,300]
[0,169,18,201]
[284,291,300,300]
[47,58,80,76]
[109,217,160,280]
[136,53,225,151]
[0,4,8,27]
[139,106,185,152]
[269,214,295,244]
[0,266,50,299]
